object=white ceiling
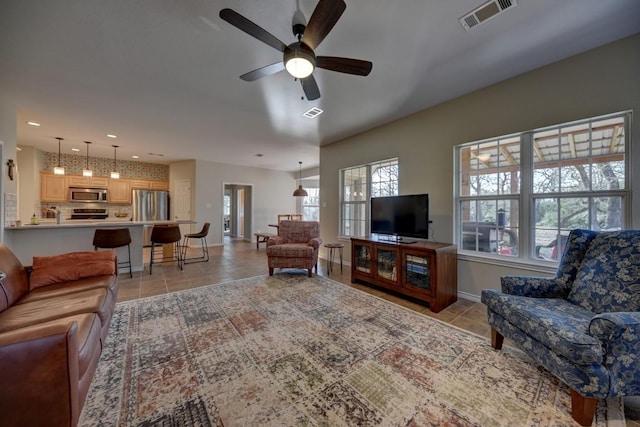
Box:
[2,0,639,172]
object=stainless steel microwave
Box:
[69,187,108,203]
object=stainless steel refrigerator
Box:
[132,190,169,246]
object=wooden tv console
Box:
[351,237,457,313]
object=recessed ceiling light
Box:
[106,134,117,138]
[27,121,41,126]
[132,155,140,159]
[16,146,22,151]
[303,107,323,119]
[71,148,80,152]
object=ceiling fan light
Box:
[284,44,315,79]
[286,57,314,79]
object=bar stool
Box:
[182,222,210,264]
[149,224,182,274]
[93,228,132,278]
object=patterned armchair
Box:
[267,220,322,277]
[481,229,640,426]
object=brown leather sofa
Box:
[0,244,119,427]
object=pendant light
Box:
[110,145,120,179]
[292,161,308,197]
[82,141,93,177]
[53,137,65,175]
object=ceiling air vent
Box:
[459,0,517,31]
[303,107,323,119]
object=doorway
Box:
[222,183,252,242]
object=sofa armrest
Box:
[589,312,640,347]
[500,276,566,298]
[0,320,80,426]
[267,236,284,246]
[308,237,322,250]
[589,312,640,395]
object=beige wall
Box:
[0,94,18,243]
[16,146,44,224]
[320,34,640,300]
[193,159,297,245]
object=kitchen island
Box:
[4,220,189,273]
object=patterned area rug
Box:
[80,274,622,426]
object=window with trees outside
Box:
[455,111,630,262]
[302,187,319,221]
[340,159,398,237]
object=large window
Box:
[455,112,630,262]
[302,187,319,221]
[340,159,398,237]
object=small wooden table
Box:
[324,242,344,275]
[255,232,276,250]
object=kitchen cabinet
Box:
[130,179,150,189]
[351,237,457,312]
[130,179,168,190]
[149,180,169,190]
[40,173,67,202]
[66,175,108,188]
[108,179,131,203]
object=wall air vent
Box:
[459,0,517,31]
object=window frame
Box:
[339,158,399,238]
[454,111,631,265]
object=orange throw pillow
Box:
[30,250,116,289]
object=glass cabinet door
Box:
[404,252,432,291]
[376,247,398,282]
[353,242,372,274]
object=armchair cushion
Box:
[566,230,640,313]
[482,290,602,364]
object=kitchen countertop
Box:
[7,220,193,230]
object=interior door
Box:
[174,179,192,237]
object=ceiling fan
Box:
[219,0,372,101]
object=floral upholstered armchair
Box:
[267,220,322,277]
[481,229,640,426]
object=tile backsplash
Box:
[43,153,169,180]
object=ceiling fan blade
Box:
[301,75,321,101]
[302,0,346,51]
[219,8,286,52]
[240,62,285,81]
[316,56,372,76]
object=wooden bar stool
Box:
[149,224,182,274]
[93,228,133,278]
[182,222,210,264]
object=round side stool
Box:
[324,242,344,275]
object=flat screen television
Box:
[370,194,429,239]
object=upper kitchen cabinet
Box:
[40,173,67,202]
[130,179,169,190]
[150,180,169,191]
[66,175,108,188]
[108,179,131,204]
[130,179,150,189]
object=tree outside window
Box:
[340,159,398,237]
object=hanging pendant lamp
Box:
[110,145,120,179]
[53,137,65,175]
[293,161,308,197]
[82,141,93,177]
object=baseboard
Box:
[458,290,481,303]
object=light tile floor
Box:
[117,237,638,425]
